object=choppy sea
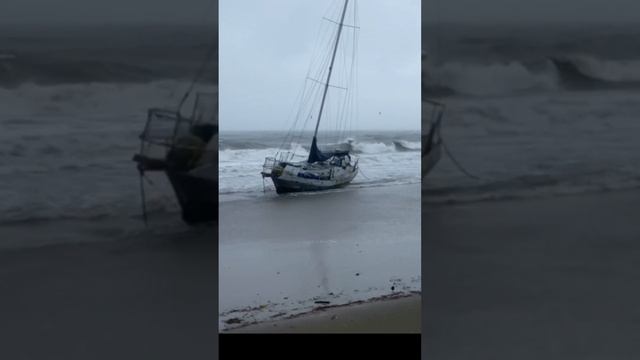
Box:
[2,23,640,246]
[422,23,640,204]
[219,130,420,201]
[0,25,216,245]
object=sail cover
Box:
[308,136,349,163]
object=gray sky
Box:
[0,0,216,25]
[219,0,421,131]
[423,0,640,24]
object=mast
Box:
[311,0,350,142]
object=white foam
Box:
[567,54,640,82]
[432,61,558,96]
[219,140,420,199]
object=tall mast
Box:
[312,0,350,139]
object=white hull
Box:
[264,158,358,194]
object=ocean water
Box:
[422,23,640,204]
[3,23,640,246]
[0,25,216,239]
[219,130,420,201]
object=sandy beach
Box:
[0,218,218,359]
[422,189,640,359]
[219,183,421,332]
[228,293,420,333]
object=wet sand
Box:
[228,293,420,333]
[0,219,218,359]
[422,189,640,359]
[219,183,421,331]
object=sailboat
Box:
[132,45,218,224]
[261,0,359,194]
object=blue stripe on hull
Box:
[271,177,355,194]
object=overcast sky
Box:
[4,0,634,26]
[422,0,640,24]
[219,0,421,132]
[3,0,636,26]
[0,0,216,25]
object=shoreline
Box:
[219,182,422,331]
[0,186,636,354]
[422,187,640,358]
[225,293,421,333]
[219,179,422,203]
[0,224,218,359]
[423,181,640,208]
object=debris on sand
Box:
[225,318,243,325]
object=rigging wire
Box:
[441,138,480,180]
[280,0,358,158]
[357,166,371,180]
[321,0,357,145]
[176,41,217,115]
[266,0,360,165]
[137,8,215,225]
[138,168,148,226]
[281,2,338,159]
[346,4,359,141]
[426,0,479,181]
[176,0,218,114]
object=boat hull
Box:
[271,173,356,194]
[166,170,217,224]
[267,161,358,194]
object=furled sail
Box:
[308,136,350,163]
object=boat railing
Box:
[191,92,218,125]
[277,151,291,162]
[263,156,276,168]
[262,157,277,177]
[140,108,186,147]
[140,106,218,150]
[136,108,178,160]
[262,152,293,176]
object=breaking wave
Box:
[0,54,216,88]
[0,81,217,116]
[219,137,421,198]
[424,170,640,206]
[393,140,421,152]
[220,140,420,153]
[0,57,155,87]
[424,55,640,97]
